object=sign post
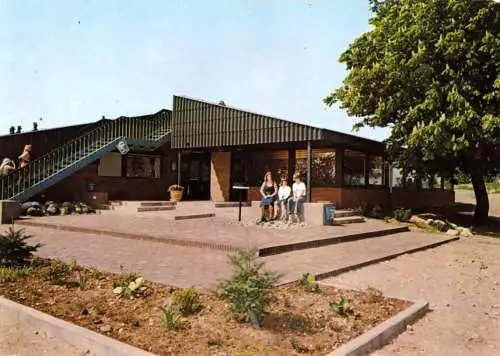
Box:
[232,183,249,222]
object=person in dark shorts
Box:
[259,171,277,222]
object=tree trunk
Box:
[470,167,489,224]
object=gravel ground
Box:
[324,235,500,356]
[0,312,90,356]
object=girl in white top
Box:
[274,177,291,220]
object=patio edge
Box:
[325,299,429,356]
[0,296,156,356]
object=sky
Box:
[0,0,390,141]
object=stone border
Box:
[326,298,429,356]
[0,296,156,356]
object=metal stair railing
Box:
[0,112,171,201]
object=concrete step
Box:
[140,201,177,207]
[214,202,251,208]
[334,209,361,218]
[262,232,459,285]
[332,216,365,225]
[137,206,176,212]
[258,225,410,256]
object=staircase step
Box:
[140,201,177,207]
[332,216,365,225]
[137,206,176,212]
[262,232,459,285]
[334,210,361,218]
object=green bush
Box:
[393,208,412,222]
[371,205,384,219]
[44,259,74,285]
[300,272,320,293]
[171,288,202,316]
[0,227,42,267]
[216,251,281,327]
[0,266,33,283]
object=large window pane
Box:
[343,150,365,186]
[390,167,404,187]
[367,156,384,185]
[250,150,288,185]
[295,149,337,186]
[126,154,161,178]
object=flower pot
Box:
[170,190,183,202]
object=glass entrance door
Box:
[230,150,250,201]
[180,152,211,200]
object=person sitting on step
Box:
[259,171,277,222]
[288,172,306,222]
[274,177,291,220]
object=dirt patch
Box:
[0,259,410,356]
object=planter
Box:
[170,190,183,202]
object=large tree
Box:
[325,0,500,222]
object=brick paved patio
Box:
[2,224,458,290]
[16,210,408,254]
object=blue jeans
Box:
[287,197,304,214]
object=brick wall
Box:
[210,152,231,202]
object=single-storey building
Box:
[0,95,454,209]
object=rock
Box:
[446,229,460,236]
[459,228,473,237]
[99,325,112,333]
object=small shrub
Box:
[290,338,309,353]
[360,202,372,217]
[329,297,352,317]
[159,306,181,329]
[113,276,148,299]
[76,270,89,290]
[216,251,281,327]
[371,205,384,219]
[393,208,412,222]
[0,266,32,283]
[300,272,320,293]
[112,272,139,289]
[171,288,202,316]
[45,259,73,285]
[0,227,42,266]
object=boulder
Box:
[20,201,41,215]
[458,227,473,237]
[446,229,460,236]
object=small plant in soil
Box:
[113,276,148,299]
[0,266,32,283]
[300,272,320,293]
[112,272,139,288]
[216,251,281,328]
[171,287,202,316]
[76,270,89,290]
[393,208,412,222]
[44,259,74,285]
[0,227,42,267]
[159,306,181,330]
[290,338,309,353]
[329,297,353,317]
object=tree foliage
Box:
[325,0,500,222]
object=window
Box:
[295,149,337,186]
[343,150,365,186]
[250,150,288,185]
[125,154,161,178]
[367,156,385,185]
[98,153,122,177]
[390,167,405,187]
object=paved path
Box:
[18,211,397,249]
[0,312,89,356]
[324,236,500,356]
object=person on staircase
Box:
[259,171,277,222]
[18,144,32,168]
[0,158,16,177]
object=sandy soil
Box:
[0,312,90,356]
[324,235,500,356]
